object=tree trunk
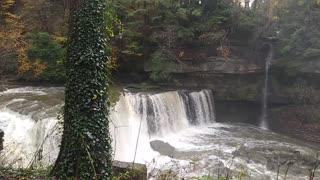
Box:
[51,0,113,179]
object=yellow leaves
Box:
[18,50,48,77]
[17,48,32,75]
[0,0,25,50]
[33,59,47,76]
[0,0,40,77]
[0,0,15,11]
[52,35,68,44]
[4,12,19,20]
[108,49,118,71]
[17,42,47,77]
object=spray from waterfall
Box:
[260,43,273,129]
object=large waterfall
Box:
[110,89,215,162]
[0,87,216,166]
[1,85,319,179]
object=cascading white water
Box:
[1,86,319,179]
[0,87,63,167]
[260,44,273,129]
[0,87,215,166]
[109,89,216,163]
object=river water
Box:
[0,84,319,180]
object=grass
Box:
[0,166,50,180]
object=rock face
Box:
[112,161,147,180]
[0,129,4,151]
[175,56,261,74]
[159,53,320,143]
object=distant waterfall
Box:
[260,44,273,129]
[110,89,215,162]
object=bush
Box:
[25,32,66,82]
[145,50,178,82]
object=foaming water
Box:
[0,85,319,179]
[0,86,63,167]
[110,89,215,163]
[0,87,48,96]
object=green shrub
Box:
[145,50,178,82]
[26,32,66,82]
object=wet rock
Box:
[112,160,147,180]
[150,140,175,157]
[0,129,4,151]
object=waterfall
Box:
[1,86,319,179]
[0,86,215,166]
[110,89,215,163]
[259,44,273,129]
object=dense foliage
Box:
[113,0,260,80]
[2,0,320,82]
[276,0,320,59]
[24,32,66,82]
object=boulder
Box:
[150,140,175,157]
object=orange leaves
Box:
[0,0,15,11]
[17,49,48,76]
[33,59,47,76]
[0,0,47,77]
[17,48,32,75]
[108,48,119,71]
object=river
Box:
[0,83,319,180]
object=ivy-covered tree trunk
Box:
[51,0,112,179]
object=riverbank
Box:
[0,161,147,180]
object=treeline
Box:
[0,0,66,82]
[0,0,319,82]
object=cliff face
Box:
[159,51,320,143]
[166,56,263,102]
[164,51,320,105]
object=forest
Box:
[1,0,319,82]
[0,0,320,179]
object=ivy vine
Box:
[51,0,117,179]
